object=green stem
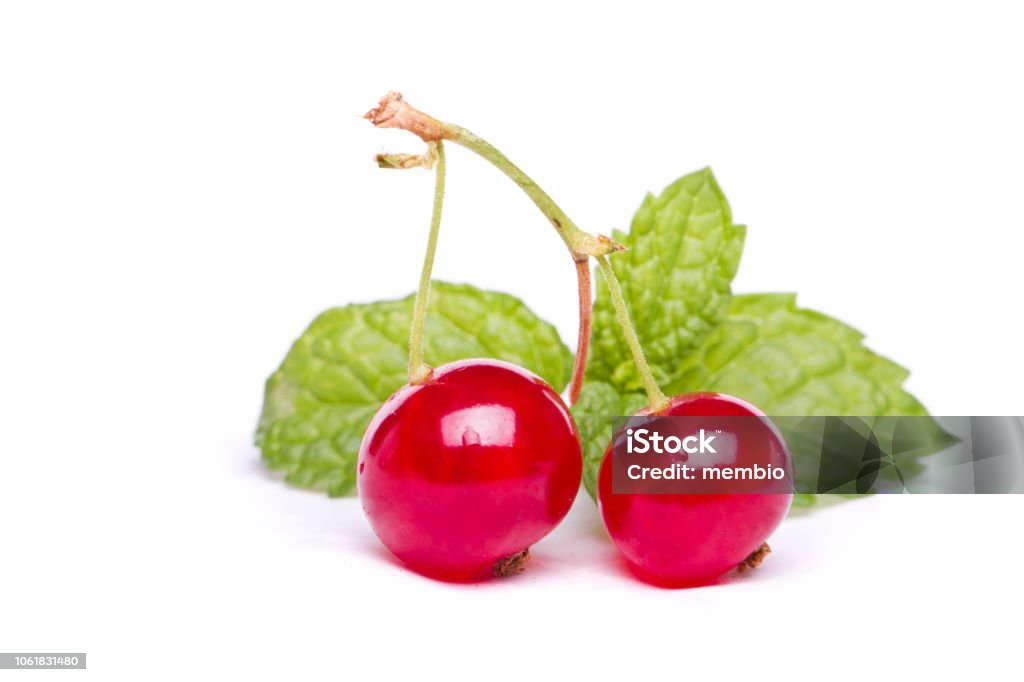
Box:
[596,255,669,412]
[365,92,621,260]
[366,92,623,401]
[408,141,446,384]
[445,125,596,258]
[441,125,608,403]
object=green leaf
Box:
[666,294,929,415]
[574,294,953,502]
[571,381,646,499]
[664,293,955,494]
[588,168,746,390]
[791,494,819,509]
[771,415,957,494]
[255,281,573,497]
[576,169,949,509]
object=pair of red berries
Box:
[358,358,793,586]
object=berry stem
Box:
[595,255,669,412]
[444,124,602,403]
[442,125,618,259]
[366,92,623,403]
[408,141,446,384]
[568,259,592,404]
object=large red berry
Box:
[597,392,793,587]
[358,358,582,581]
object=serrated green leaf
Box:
[664,293,955,494]
[666,294,928,415]
[588,168,745,390]
[255,281,573,497]
[574,293,952,504]
[575,170,948,511]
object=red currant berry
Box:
[597,392,793,587]
[358,358,582,582]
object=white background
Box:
[2,1,1023,679]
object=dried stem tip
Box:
[493,548,530,577]
[737,543,772,573]
[364,91,450,142]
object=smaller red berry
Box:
[597,392,793,587]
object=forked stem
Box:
[366,92,622,403]
[365,93,622,260]
[408,141,447,384]
[596,256,669,412]
[369,93,669,412]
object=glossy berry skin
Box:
[598,392,793,587]
[358,358,582,582]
